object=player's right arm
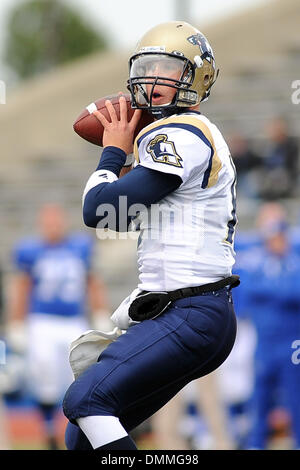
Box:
[5,241,34,352]
[5,272,31,353]
[82,154,181,231]
[82,97,182,231]
[7,272,32,323]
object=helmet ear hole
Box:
[203,74,210,86]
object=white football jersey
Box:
[133,112,237,292]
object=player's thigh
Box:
[57,317,89,393]
[27,315,58,372]
[26,315,63,401]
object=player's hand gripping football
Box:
[93,94,142,155]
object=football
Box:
[73,94,154,147]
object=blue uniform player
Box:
[241,203,300,449]
[7,204,109,449]
[216,231,259,448]
[63,21,239,451]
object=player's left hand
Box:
[93,94,142,155]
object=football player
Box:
[63,21,239,451]
[6,204,109,449]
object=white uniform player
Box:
[63,21,239,452]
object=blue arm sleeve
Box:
[83,147,182,231]
[95,146,127,176]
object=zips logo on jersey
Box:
[146,134,183,168]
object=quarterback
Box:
[63,21,239,450]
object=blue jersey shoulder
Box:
[13,233,95,317]
[64,232,94,268]
[13,237,45,273]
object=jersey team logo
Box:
[147,134,183,168]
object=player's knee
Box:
[62,367,117,423]
[62,377,98,422]
[63,379,84,422]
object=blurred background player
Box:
[5,204,110,449]
[217,233,258,449]
[259,117,299,200]
[228,132,262,200]
[241,203,300,449]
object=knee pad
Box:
[62,363,117,423]
[62,375,91,423]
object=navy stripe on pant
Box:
[63,288,237,449]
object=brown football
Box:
[73,94,154,147]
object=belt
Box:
[164,275,240,302]
[128,275,240,322]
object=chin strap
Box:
[149,106,199,119]
[149,106,182,119]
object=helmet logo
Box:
[187,33,214,63]
[147,134,183,168]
